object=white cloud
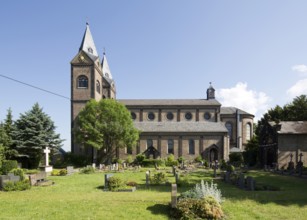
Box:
[216,82,271,121]
[286,78,307,98]
[292,64,307,77]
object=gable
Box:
[71,50,95,65]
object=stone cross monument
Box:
[40,147,53,173]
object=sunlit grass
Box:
[0,168,306,219]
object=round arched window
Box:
[185,112,192,120]
[147,112,155,120]
[131,112,136,120]
[166,112,174,120]
[77,75,88,88]
[204,112,211,120]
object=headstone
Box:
[0,175,10,189]
[67,166,74,175]
[115,163,119,171]
[246,176,255,191]
[92,163,96,169]
[41,147,53,173]
[104,174,114,190]
[213,160,218,177]
[171,184,177,208]
[238,173,245,189]
[225,172,231,183]
[28,174,37,186]
[123,163,126,169]
[145,171,150,187]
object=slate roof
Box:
[275,121,307,134]
[221,107,253,116]
[133,121,228,133]
[79,23,99,60]
[118,99,221,106]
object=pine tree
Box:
[12,103,63,168]
[2,108,18,159]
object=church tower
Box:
[71,23,116,154]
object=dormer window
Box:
[88,47,93,54]
[77,75,88,88]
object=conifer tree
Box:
[12,103,63,168]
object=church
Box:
[71,24,254,163]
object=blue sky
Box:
[1,1,306,152]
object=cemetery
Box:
[1,158,307,219]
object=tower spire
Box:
[79,23,99,59]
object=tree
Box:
[74,99,139,163]
[12,103,63,168]
[2,108,18,159]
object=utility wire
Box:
[0,73,70,101]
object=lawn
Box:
[0,168,307,219]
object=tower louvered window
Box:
[77,75,88,88]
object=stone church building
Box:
[71,24,254,163]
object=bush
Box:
[126,155,133,164]
[194,155,203,163]
[1,160,18,175]
[151,172,168,185]
[226,164,235,173]
[203,160,209,168]
[172,197,224,220]
[141,159,165,167]
[177,156,185,164]
[179,180,223,204]
[126,181,138,187]
[108,176,124,191]
[229,152,244,167]
[3,179,31,192]
[164,154,179,166]
[11,168,25,181]
[135,154,145,164]
[220,159,227,170]
[51,169,67,176]
[80,166,95,174]
[63,153,91,168]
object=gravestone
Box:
[92,163,96,169]
[145,171,150,187]
[238,173,245,189]
[28,174,37,186]
[115,163,119,171]
[246,176,255,191]
[0,175,10,189]
[171,184,177,208]
[66,166,74,175]
[40,147,53,173]
[225,172,231,183]
[104,174,114,190]
[213,160,218,177]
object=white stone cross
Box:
[43,147,51,166]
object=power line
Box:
[0,73,70,101]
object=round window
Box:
[166,112,174,120]
[131,112,136,120]
[204,112,211,120]
[147,112,155,120]
[185,112,192,120]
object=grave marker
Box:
[171,184,177,208]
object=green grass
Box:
[0,168,307,219]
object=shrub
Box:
[165,155,179,166]
[172,197,224,220]
[179,180,223,204]
[108,176,124,191]
[229,152,244,167]
[135,154,145,164]
[126,155,133,164]
[203,160,209,168]
[220,159,227,170]
[226,164,235,173]
[80,166,95,174]
[151,172,168,185]
[177,156,185,164]
[64,153,91,168]
[11,168,25,181]
[126,181,138,187]
[51,169,67,176]
[3,180,31,192]
[1,160,18,175]
[194,155,203,163]
[141,159,165,167]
